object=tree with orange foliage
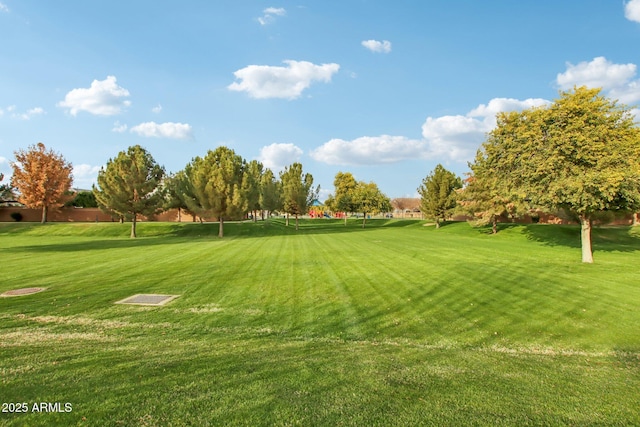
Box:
[11,143,73,223]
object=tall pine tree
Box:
[259,168,281,220]
[280,162,317,230]
[185,146,247,238]
[93,145,165,238]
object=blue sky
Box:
[2,1,640,200]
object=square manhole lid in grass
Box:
[115,294,180,306]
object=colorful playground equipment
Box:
[308,208,345,219]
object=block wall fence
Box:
[0,206,636,226]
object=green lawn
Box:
[1,219,639,426]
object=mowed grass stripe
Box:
[0,221,639,426]
[2,221,639,349]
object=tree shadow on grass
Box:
[522,224,640,253]
[0,219,425,253]
[1,236,192,253]
[460,222,521,236]
[263,218,422,235]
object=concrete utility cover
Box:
[1,287,46,297]
[115,294,180,306]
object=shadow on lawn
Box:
[0,219,424,253]
[240,218,422,239]
[522,224,640,253]
[2,236,190,253]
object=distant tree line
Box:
[2,143,320,238]
[91,145,323,238]
[4,87,639,262]
[324,172,391,228]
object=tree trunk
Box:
[344,213,347,226]
[295,214,299,230]
[177,208,181,222]
[435,218,440,229]
[41,205,48,224]
[219,217,224,238]
[286,214,289,227]
[491,215,497,234]
[130,215,137,238]
[580,215,593,263]
[633,212,639,226]
[362,212,367,228]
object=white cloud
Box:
[609,81,640,105]
[361,39,392,54]
[152,104,162,113]
[73,164,101,176]
[420,115,489,161]
[1,105,46,120]
[111,121,128,133]
[318,188,332,202]
[258,143,303,171]
[0,2,9,12]
[58,76,131,116]
[422,98,549,161]
[130,121,193,140]
[625,0,640,23]
[557,57,636,91]
[15,107,45,120]
[312,97,549,166]
[265,7,286,15]
[467,98,550,119]
[228,60,340,100]
[258,7,286,25]
[556,56,640,104]
[310,135,426,166]
[72,164,101,189]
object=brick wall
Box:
[0,207,114,222]
[1,206,636,225]
[0,207,208,223]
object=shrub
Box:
[10,212,23,222]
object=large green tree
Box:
[259,168,281,220]
[326,171,358,225]
[185,146,247,238]
[243,160,264,221]
[460,158,528,235]
[279,162,317,230]
[352,181,391,228]
[65,191,98,208]
[417,164,462,228]
[163,171,200,222]
[11,143,74,223]
[477,86,640,262]
[94,145,165,238]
